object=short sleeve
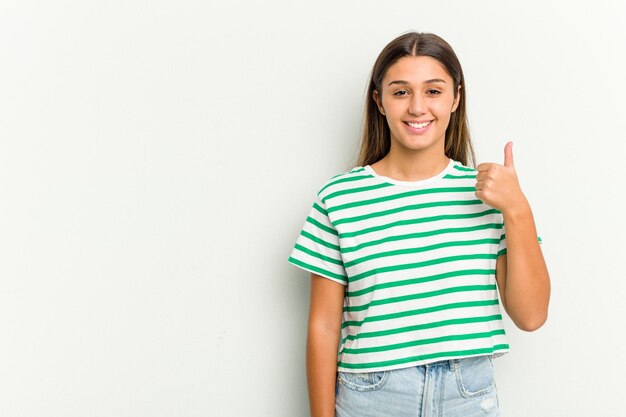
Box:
[287,195,347,285]
[497,225,507,258]
[497,224,543,258]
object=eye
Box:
[427,89,442,95]
[393,90,409,96]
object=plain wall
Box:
[1,1,625,416]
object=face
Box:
[373,55,460,157]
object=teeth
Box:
[407,121,432,129]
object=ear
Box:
[373,90,385,115]
[451,84,462,113]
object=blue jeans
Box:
[335,355,500,417]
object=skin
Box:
[306,55,550,417]
[477,141,551,331]
[306,275,344,417]
[371,55,461,181]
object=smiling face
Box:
[373,55,460,158]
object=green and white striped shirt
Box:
[288,158,517,373]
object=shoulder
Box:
[444,160,478,179]
[315,166,372,202]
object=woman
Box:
[288,31,550,417]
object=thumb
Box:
[504,141,514,168]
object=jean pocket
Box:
[454,355,495,398]
[337,370,388,392]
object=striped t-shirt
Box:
[288,158,515,373]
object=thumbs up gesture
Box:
[475,141,527,213]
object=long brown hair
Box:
[357,32,476,168]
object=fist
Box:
[475,141,527,213]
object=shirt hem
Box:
[287,258,347,286]
[337,348,510,373]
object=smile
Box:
[405,120,433,129]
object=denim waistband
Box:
[417,358,456,370]
[420,355,487,371]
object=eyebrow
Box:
[387,78,447,86]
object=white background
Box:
[1,1,625,416]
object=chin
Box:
[397,140,439,152]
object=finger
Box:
[476,163,493,172]
[475,172,488,182]
[504,141,514,168]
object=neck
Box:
[371,145,450,182]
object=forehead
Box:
[382,56,452,85]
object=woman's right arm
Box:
[307,273,345,417]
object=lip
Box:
[403,120,434,134]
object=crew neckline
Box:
[364,158,456,187]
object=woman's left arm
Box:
[475,141,551,331]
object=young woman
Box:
[288,32,550,417]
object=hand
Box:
[475,141,527,213]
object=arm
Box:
[495,199,551,331]
[476,141,551,332]
[307,273,345,417]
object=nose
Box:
[408,94,426,116]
